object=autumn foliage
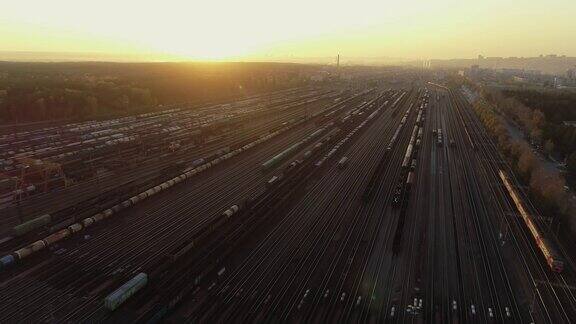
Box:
[473,97,576,229]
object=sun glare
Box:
[1,0,575,61]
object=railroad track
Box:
[452,87,576,322]
[171,90,398,322]
[0,87,376,322]
[2,79,575,323]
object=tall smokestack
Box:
[337,54,340,69]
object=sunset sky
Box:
[1,0,574,62]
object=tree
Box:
[518,144,537,179]
[34,97,46,120]
[567,152,576,175]
[85,96,99,115]
[530,128,543,144]
[544,139,555,155]
[532,110,546,129]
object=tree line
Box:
[473,98,575,233]
[481,87,576,183]
[0,62,315,123]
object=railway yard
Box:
[1,76,576,323]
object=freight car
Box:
[261,128,325,170]
[437,129,443,147]
[401,126,419,169]
[0,255,15,270]
[338,157,349,169]
[499,170,564,272]
[2,150,243,270]
[392,185,402,207]
[392,171,415,253]
[104,272,148,311]
[416,111,423,126]
[169,203,242,262]
[267,175,280,187]
[12,214,51,236]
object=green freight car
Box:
[104,272,148,311]
[12,214,51,236]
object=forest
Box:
[0,62,317,123]
[483,88,576,178]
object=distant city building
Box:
[501,68,524,75]
[470,64,480,74]
[513,76,526,82]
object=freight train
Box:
[0,142,253,271]
[392,170,415,253]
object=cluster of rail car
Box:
[361,90,408,201]
[389,90,429,253]
[392,91,428,207]
[263,93,386,187]
[1,88,372,271]
[0,88,388,317]
[0,114,311,271]
[97,90,389,314]
[1,88,352,259]
[315,99,384,168]
[0,88,331,204]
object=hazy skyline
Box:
[1,0,575,62]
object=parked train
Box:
[261,127,326,170]
[104,272,148,311]
[436,129,443,147]
[0,140,255,271]
[499,170,564,272]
